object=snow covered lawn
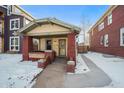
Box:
[83,52,124,87]
[0,54,43,88]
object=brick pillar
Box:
[22,36,33,61]
[67,32,76,61]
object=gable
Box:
[26,23,71,35]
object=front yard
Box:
[83,52,124,87]
[0,52,124,88]
[0,54,43,88]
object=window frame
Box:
[108,14,112,25]
[10,18,20,30]
[7,5,13,15]
[100,35,104,45]
[9,36,20,51]
[120,28,124,46]
[98,22,104,31]
[45,39,52,50]
[104,34,109,47]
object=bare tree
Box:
[79,14,92,45]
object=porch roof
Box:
[19,17,81,34]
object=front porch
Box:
[22,33,76,63]
[20,18,80,64]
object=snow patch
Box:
[75,54,90,74]
[0,54,43,88]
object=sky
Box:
[21,5,109,43]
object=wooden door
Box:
[59,39,66,57]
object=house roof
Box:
[19,17,81,33]
[15,5,35,20]
[88,5,118,33]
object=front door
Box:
[59,39,66,57]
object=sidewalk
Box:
[64,54,112,88]
[33,55,112,88]
[33,58,66,88]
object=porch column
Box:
[22,36,33,61]
[67,32,76,61]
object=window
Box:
[104,34,109,47]
[33,38,39,51]
[98,22,104,31]
[46,40,52,50]
[10,18,20,30]
[108,14,112,25]
[100,36,104,45]
[7,5,12,15]
[120,28,124,46]
[9,36,20,51]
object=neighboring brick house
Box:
[0,5,35,53]
[89,5,124,57]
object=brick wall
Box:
[67,32,76,61]
[89,6,124,57]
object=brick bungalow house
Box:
[18,18,80,61]
[0,5,35,53]
[89,5,124,57]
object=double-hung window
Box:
[98,22,104,31]
[7,5,12,15]
[9,36,20,51]
[10,18,20,30]
[120,28,124,46]
[104,34,109,47]
[100,36,104,45]
[108,14,112,25]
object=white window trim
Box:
[9,36,20,51]
[10,18,20,30]
[7,5,12,16]
[108,14,112,25]
[100,35,104,45]
[98,22,104,31]
[104,34,109,47]
[120,28,124,46]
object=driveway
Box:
[33,55,112,88]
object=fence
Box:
[78,45,89,53]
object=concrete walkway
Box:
[64,55,112,88]
[33,55,112,88]
[33,58,66,88]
